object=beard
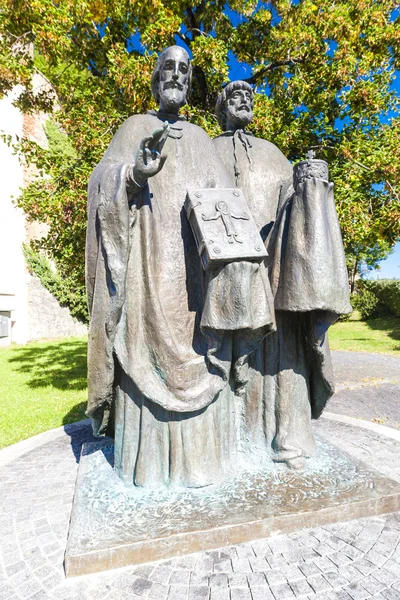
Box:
[227,106,254,129]
[159,83,187,111]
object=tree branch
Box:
[177,32,192,47]
[242,57,306,84]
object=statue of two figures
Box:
[86,46,352,490]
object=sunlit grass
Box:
[330,312,400,355]
[0,337,88,449]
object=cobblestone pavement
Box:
[329,352,400,429]
[331,351,400,387]
[1,420,400,600]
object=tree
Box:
[1,0,399,320]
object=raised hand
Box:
[132,121,170,186]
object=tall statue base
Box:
[65,438,400,577]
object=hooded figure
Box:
[86,49,276,488]
[213,81,352,469]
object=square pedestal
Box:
[65,438,400,577]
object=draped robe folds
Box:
[212,131,352,463]
[86,113,276,488]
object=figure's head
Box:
[151,46,192,114]
[215,80,254,132]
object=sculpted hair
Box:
[215,80,254,131]
[151,46,192,104]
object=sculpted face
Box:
[226,86,254,130]
[159,47,190,113]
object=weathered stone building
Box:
[0,75,87,345]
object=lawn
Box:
[0,336,88,449]
[329,313,400,355]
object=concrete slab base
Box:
[65,437,400,577]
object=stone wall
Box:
[27,276,87,341]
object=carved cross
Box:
[306,149,316,160]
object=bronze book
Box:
[185,188,268,271]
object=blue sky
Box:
[366,242,400,280]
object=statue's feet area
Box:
[2,416,400,600]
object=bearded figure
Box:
[213,81,351,469]
[86,49,276,489]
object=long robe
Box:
[213,131,352,463]
[86,113,275,487]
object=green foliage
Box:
[1,0,399,306]
[352,284,381,319]
[23,245,88,323]
[353,279,400,319]
[362,279,400,317]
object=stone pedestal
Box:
[65,438,400,577]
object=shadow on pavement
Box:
[63,422,96,464]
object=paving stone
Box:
[190,573,209,587]
[213,560,232,574]
[289,578,314,597]
[324,571,351,588]
[299,562,322,577]
[130,577,153,596]
[270,582,296,599]
[228,573,248,588]
[248,557,269,572]
[307,573,332,593]
[209,574,228,588]
[381,590,400,600]
[344,581,373,600]
[372,569,399,586]
[313,556,338,573]
[250,585,275,600]
[170,570,191,586]
[339,564,365,583]
[265,569,287,586]
[167,583,189,599]
[364,551,388,568]
[147,583,169,600]
[151,566,173,584]
[327,591,353,600]
[247,572,266,587]
[231,558,252,573]
[231,588,252,600]
[379,561,400,577]
[188,585,209,599]
[359,576,386,595]
[235,546,255,559]
[209,588,229,600]
[281,565,305,582]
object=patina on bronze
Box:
[65,437,400,576]
[185,188,268,269]
[213,81,352,470]
[85,47,276,489]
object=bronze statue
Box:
[86,49,350,489]
[213,80,351,469]
[86,47,276,488]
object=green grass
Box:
[0,336,88,449]
[329,313,400,355]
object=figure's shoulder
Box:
[116,113,157,135]
[250,136,292,169]
[182,120,213,141]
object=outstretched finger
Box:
[139,134,156,153]
[155,121,170,153]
